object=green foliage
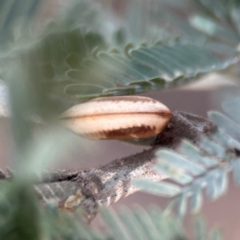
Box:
[29,30,238,104]
[1,0,240,239]
[193,216,222,240]
[134,97,240,219]
[1,0,239,112]
[0,0,42,47]
[0,184,219,240]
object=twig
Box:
[0,111,215,222]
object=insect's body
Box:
[61,96,172,140]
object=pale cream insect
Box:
[60,96,172,140]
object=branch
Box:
[0,111,214,222]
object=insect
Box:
[61,96,172,141]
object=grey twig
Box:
[1,111,214,222]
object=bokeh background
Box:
[1,0,240,239]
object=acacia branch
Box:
[0,111,214,222]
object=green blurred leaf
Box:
[222,97,240,124]
[208,111,240,141]
[179,140,218,168]
[190,15,240,43]
[194,216,207,240]
[156,150,205,176]
[132,179,181,197]
[210,228,223,240]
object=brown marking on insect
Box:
[61,96,172,140]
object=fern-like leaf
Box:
[46,40,238,105]
[134,96,240,217]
